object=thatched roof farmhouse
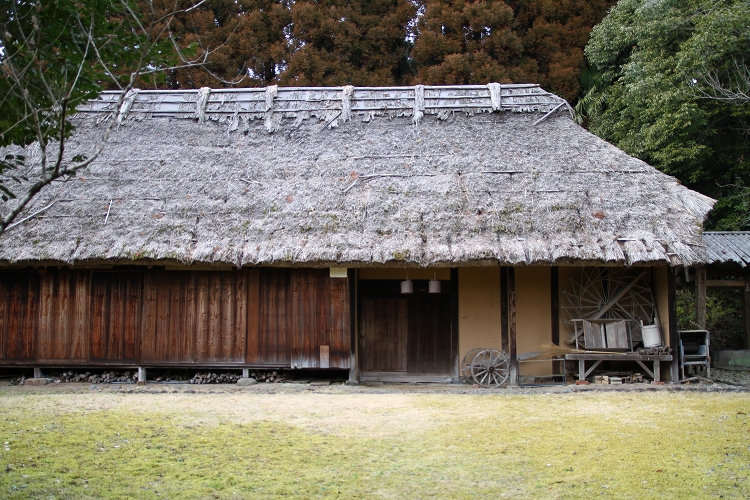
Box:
[0,85,715,384]
[0,84,713,267]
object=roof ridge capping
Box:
[78,83,574,132]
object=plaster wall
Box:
[458,268,503,358]
[515,267,553,375]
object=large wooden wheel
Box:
[561,267,656,348]
[461,348,484,382]
[470,349,510,387]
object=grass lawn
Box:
[0,385,748,499]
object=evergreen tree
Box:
[128,0,291,88]
[511,0,615,102]
[410,0,531,84]
[280,0,416,86]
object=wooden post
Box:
[695,266,707,329]
[508,267,517,385]
[242,368,249,378]
[33,367,43,379]
[137,366,147,386]
[745,269,750,349]
[551,267,560,374]
[348,269,359,385]
[500,267,508,352]
[450,268,459,382]
[668,270,679,382]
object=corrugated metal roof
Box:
[704,231,750,266]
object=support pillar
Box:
[137,367,147,386]
[500,268,508,352]
[695,266,707,329]
[33,368,43,379]
[242,368,249,378]
[450,268,459,382]
[551,267,560,374]
[669,270,680,382]
[508,267,517,386]
[348,268,359,385]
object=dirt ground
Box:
[1,379,749,498]
[1,377,747,438]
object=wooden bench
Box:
[564,352,673,382]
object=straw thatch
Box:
[0,84,714,268]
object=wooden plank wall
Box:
[38,270,91,362]
[253,269,351,369]
[0,271,39,362]
[140,270,248,364]
[90,271,141,363]
[0,268,351,368]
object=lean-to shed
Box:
[0,84,715,383]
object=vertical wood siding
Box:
[259,269,351,369]
[0,267,350,368]
[329,276,351,368]
[140,270,249,364]
[38,270,91,362]
[90,271,142,363]
[0,271,39,361]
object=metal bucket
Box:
[641,322,662,347]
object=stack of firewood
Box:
[50,370,137,384]
[188,372,241,384]
[249,370,281,383]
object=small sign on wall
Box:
[320,345,330,368]
[329,268,348,278]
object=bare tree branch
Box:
[698,59,750,106]
[1,0,225,236]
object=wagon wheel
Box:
[471,349,510,388]
[561,267,656,348]
[461,348,484,382]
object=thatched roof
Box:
[0,84,714,268]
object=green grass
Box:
[0,389,748,499]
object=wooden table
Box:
[564,353,673,382]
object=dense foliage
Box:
[582,0,750,229]
[115,0,614,102]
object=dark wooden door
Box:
[408,295,452,374]
[360,282,452,374]
[361,296,408,372]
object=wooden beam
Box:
[508,267,517,385]
[349,268,359,384]
[705,279,746,288]
[500,267,508,352]
[450,268,459,382]
[695,267,707,329]
[668,269,679,382]
[551,267,560,374]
